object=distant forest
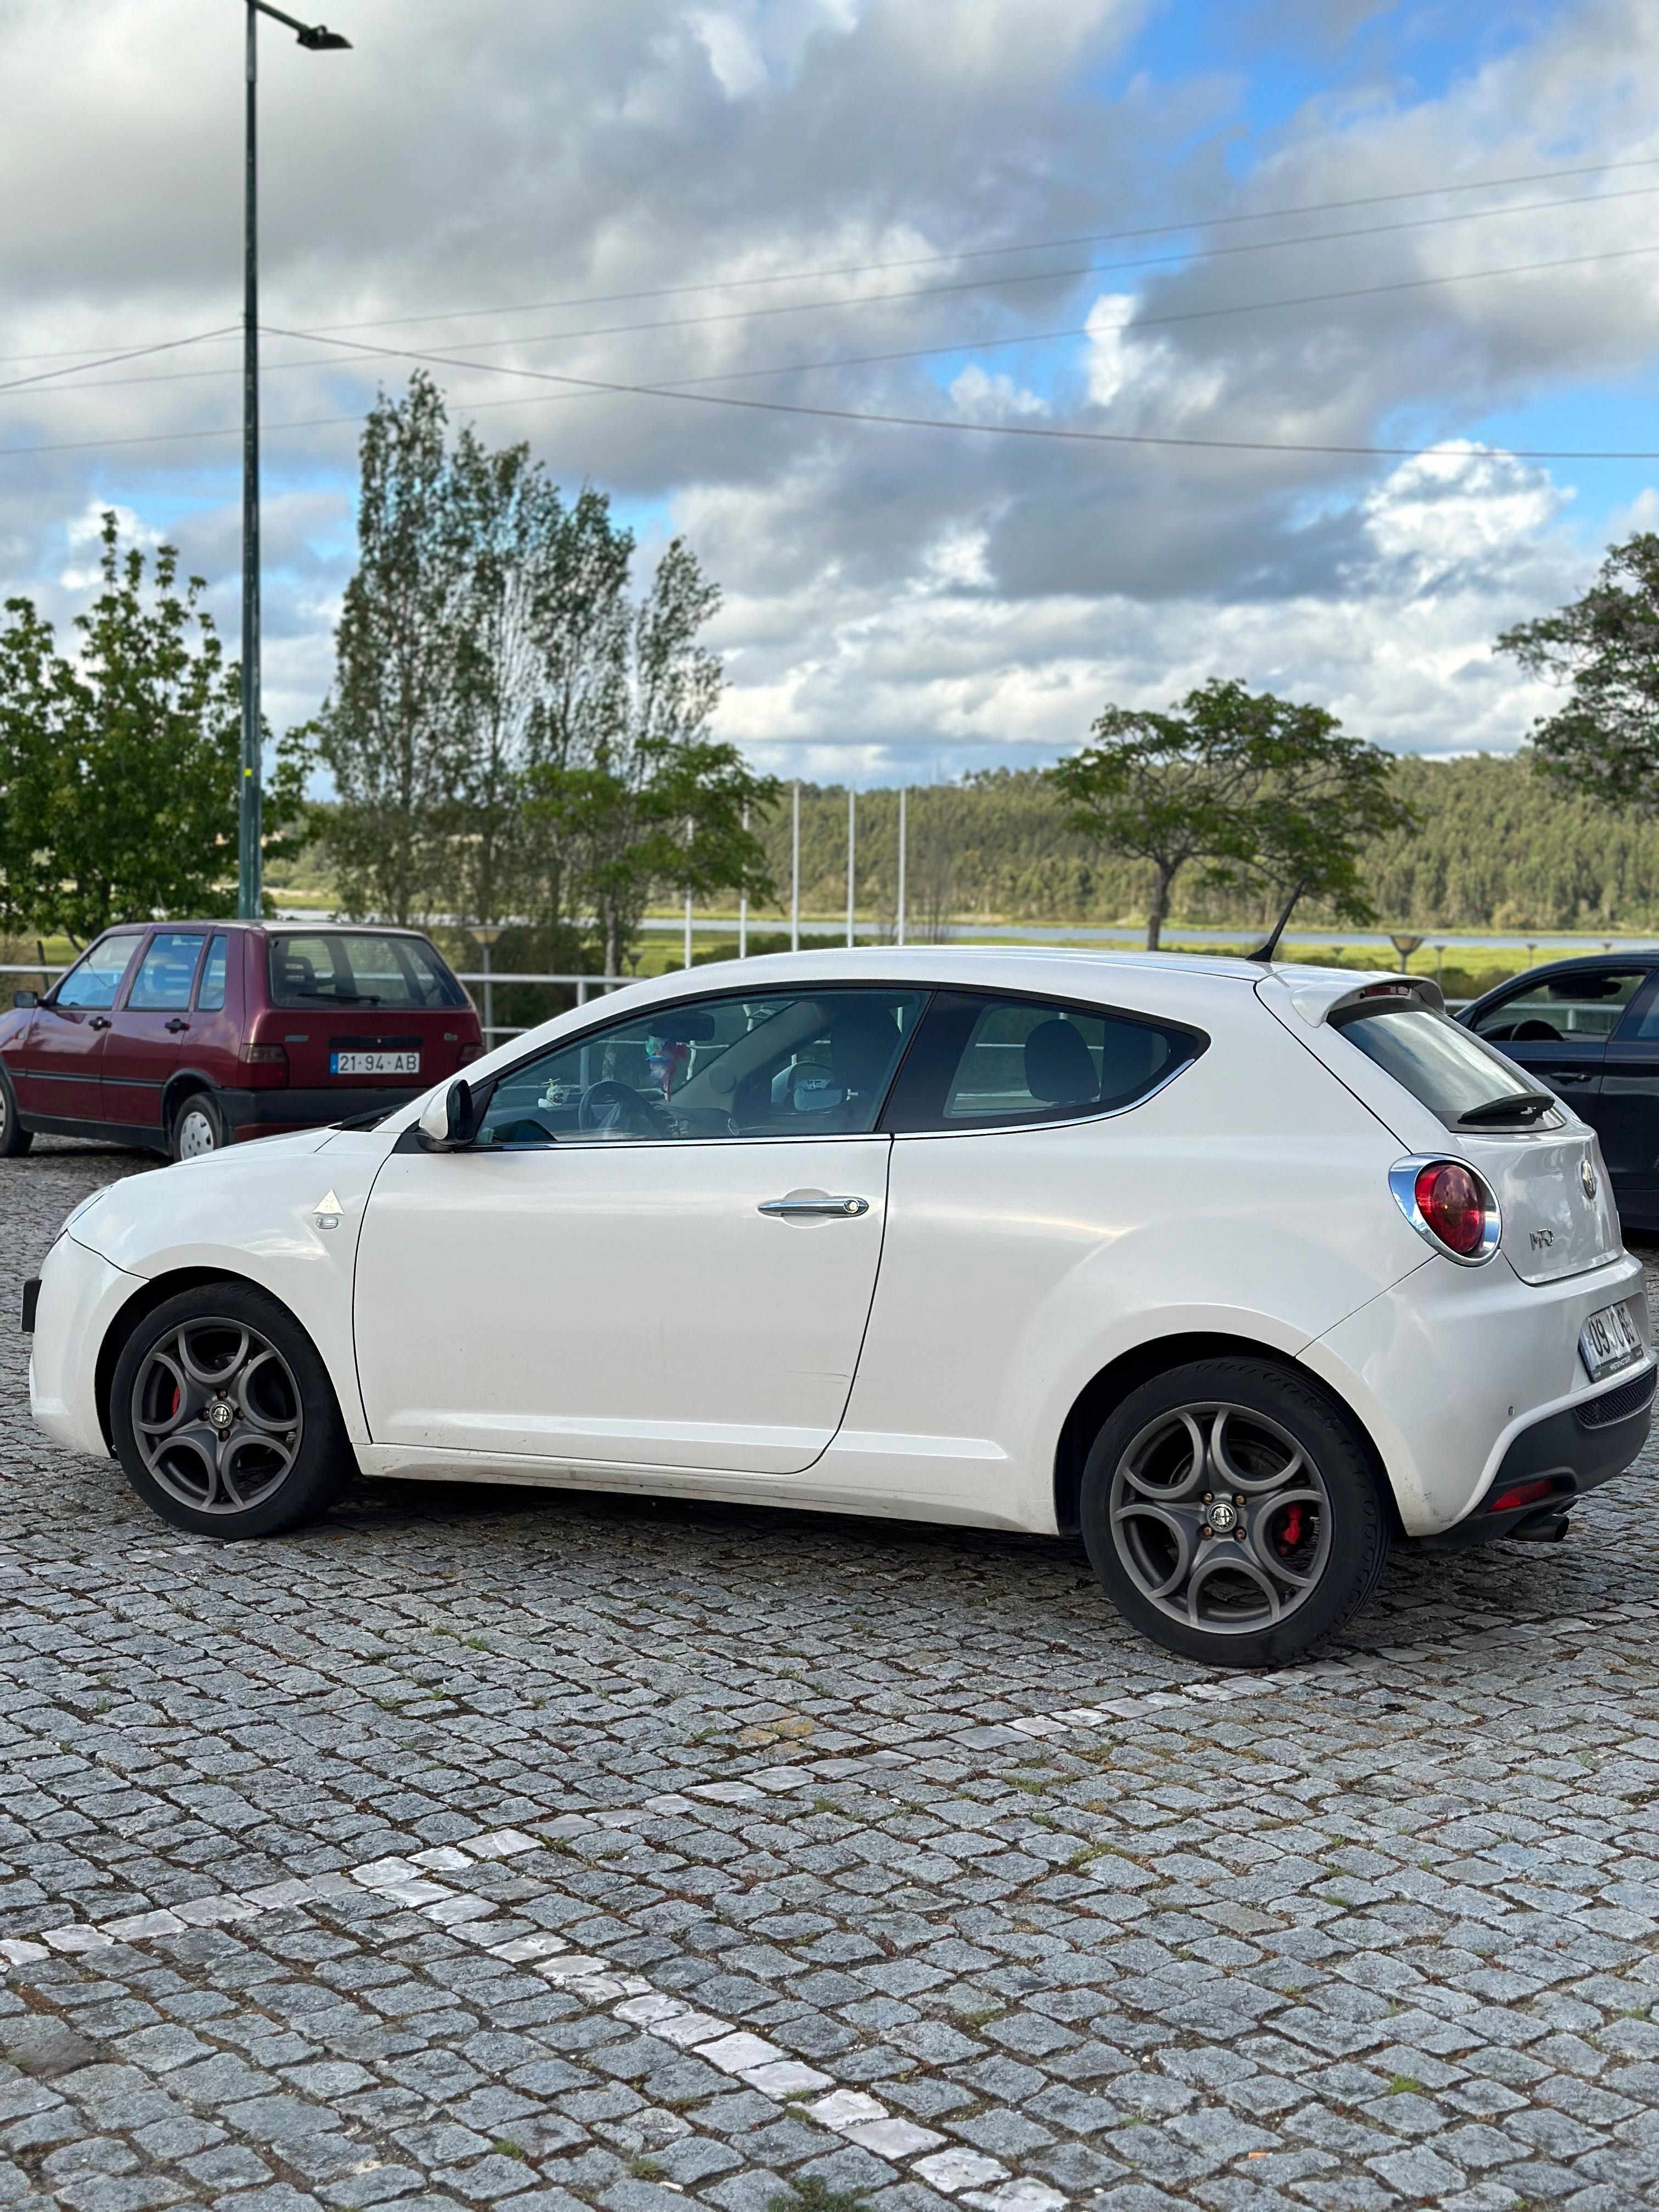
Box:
[754,753,1659,935]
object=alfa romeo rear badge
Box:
[1582,1159,1598,1202]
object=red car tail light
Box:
[459,1042,482,1064]
[1415,1162,1484,1255]
[1388,1156,1499,1266]
[238,1041,289,1080]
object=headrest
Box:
[1024,1018,1097,1107]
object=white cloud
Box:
[0,0,1655,782]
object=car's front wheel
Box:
[0,1066,33,1158]
[110,1283,352,1537]
[1081,1357,1389,1669]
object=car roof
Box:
[93,921,438,938]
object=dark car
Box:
[0,922,482,1161]
[1459,952,1659,1232]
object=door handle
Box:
[165,1019,190,1034]
[1553,1071,1595,1085]
[88,1017,110,1031]
[758,1195,871,1218]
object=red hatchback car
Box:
[0,922,482,1160]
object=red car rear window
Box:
[268,933,466,1011]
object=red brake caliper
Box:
[1276,1503,1304,1555]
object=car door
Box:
[101,931,207,1133]
[12,932,144,1125]
[353,983,926,1474]
[1594,972,1659,1227]
[1464,966,1650,1153]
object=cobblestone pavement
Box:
[3,1140,1659,2212]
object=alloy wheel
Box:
[129,1318,303,1514]
[1107,1400,1332,1635]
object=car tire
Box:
[0,1067,33,1157]
[169,1088,227,1161]
[109,1282,352,1538]
[1080,1357,1389,1669]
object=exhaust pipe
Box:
[1510,1508,1571,1543]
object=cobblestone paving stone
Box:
[3,1139,1659,2212]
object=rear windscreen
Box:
[269,933,466,1011]
[1334,1005,1558,1126]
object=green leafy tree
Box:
[0,514,295,939]
[1048,678,1412,949]
[0,597,61,934]
[1496,533,1659,811]
[527,539,776,973]
[307,372,471,925]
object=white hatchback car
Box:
[25,948,1656,1667]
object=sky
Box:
[3,0,1659,783]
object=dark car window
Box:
[196,934,230,1012]
[1470,969,1646,1043]
[126,933,205,1012]
[269,932,466,1011]
[1336,1004,1558,1126]
[472,986,926,1148]
[884,991,1204,1135]
[53,933,143,1011]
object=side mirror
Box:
[11,991,37,1011]
[417,1077,477,1150]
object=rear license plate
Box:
[1580,1300,1644,1382]
[330,1051,419,1077]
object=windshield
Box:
[1334,1005,1560,1128]
[269,933,466,1011]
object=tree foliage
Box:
[309,375,773,967]
[1497,532,1659,813]
[0,514,295,938]
[1046,679,1413,948]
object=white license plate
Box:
[330,1051,420,1076]
[1580,1300,1644,1383]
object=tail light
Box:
[1388,1156,1500,1266]
[459,1042,482,1064]
[238,1041,289,1086]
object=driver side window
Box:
[472,986,926,1147]
[1470,969,1646,1043]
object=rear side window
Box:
[1336,1006,1557,1127]
[884,991,1204,1134]
[54,933,142,1010]
[269,933,465,1010]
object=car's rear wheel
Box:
[170,1089,226,1161]
[0,1068,33,1158]
[110,1283,352,1537]
[1081,1357,1389,1669]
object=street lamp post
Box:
[237,0,350,922]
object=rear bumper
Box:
[1302,1244,1653,1536]
[1415,1362,1655,1548]
[221,1085,419,1137]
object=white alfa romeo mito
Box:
[25,947,1656,1667]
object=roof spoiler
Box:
[1267,973,1446,1026]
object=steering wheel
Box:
[577,1080,670,1137]
[1511,1019,1562,1042]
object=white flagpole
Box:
[846,786,856,949]
[896,785,907,947]
[791,781,800,952]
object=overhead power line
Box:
[13,186,1659,407]
[4,149,1659,373]
[0,325,239,397]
